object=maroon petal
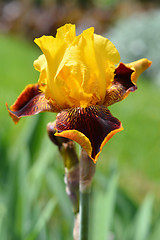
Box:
[7,84,58,123]
[104,63,137,106]
[55,105,123,162]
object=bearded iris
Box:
[7,24,151,163]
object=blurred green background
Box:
[1,0,160,239]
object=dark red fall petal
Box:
[104,63,137,106]
[10,84,40,112]
[7,84,57,124]
[55,105,123,162]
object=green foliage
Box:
[90,172,118,240]
[1,34,160,239]
[0,115,73,240]
[90,171,158,240]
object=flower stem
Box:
[47,123,96,240]
[79,188,90,240]
[79,149,96,240]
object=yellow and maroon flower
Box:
[7,24,151,163]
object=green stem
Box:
[79,189,90,240]
[79,149,96,240]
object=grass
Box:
[1,33,160,239]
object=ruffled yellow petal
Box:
[34,24,121,109]
[34,36,68,106]
[74,28,107,106]
[94,34,120,91]
[56,24,76,43]
[73,28,119,105]
[94,33,120,65]
[54,28,118,107]
[34,35,66,79]
[57,27,103,107]
[34,54,46,72]
[34,54,47,91]
[94,33,120,90]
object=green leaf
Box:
[25,198,57,240]
[90,173,118,240]
[150,219,160,240]
[133,194,154,240]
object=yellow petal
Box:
[76,28,107,104]
[56,23,76,43]
[34,36,66,79]
[34,25,121,109]
[34,54,46,72]
[93,34,120,91]
[126,58,152,84]
[34,54,47,91]
[94,33,120,65]
[34,35,68,105]
[56,27,117,107]
[76,29,119,103]
[59,27,103,107]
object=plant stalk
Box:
[79,149,96,240]
[79,189,90,240]
[47,123,96,240]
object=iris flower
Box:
[7,24,151,163]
